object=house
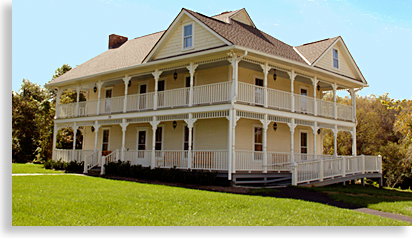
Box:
[46,8,382,186]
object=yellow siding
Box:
[316,44,357,79]
[231,11,253,26]
[153,15,226,60]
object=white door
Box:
[138,84,147,110]
[104,89,112,113]
[255,78,264,105]
[137,130,147,159]
[300,88,308,113]
[300,132,308,161]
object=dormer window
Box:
[333,49,339,69]
[183,23,193,50]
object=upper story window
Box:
[183,23,193,50]
[333,49,339,69]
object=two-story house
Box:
[46,8,382,186]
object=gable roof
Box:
[47,8,363,86]
[294,37,339,65]
[49,31,164,84]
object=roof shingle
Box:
[294,37,339,65]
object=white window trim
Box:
[136,127,149,151]
[138,81,149,94]
[299,85,309,96]
[155,124,164,151]
[332,48,339,70]
[299,129,309,154]
[104,87,113,98]
[182,124,196,151]
[252,124,263,151]
[182,22,194,51]
[183,73,198,87]
[101,127,111,151]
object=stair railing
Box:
[100,149,119,175]
[83,150,100,173]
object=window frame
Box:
[182,125,195,151]
[253,125,263,161]
[101,127,111,152]
[154,125,164,151]
[182,22,194,51]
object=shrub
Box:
[104,161,218,186]
[43,159,83,172]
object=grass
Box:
[303,184,412,218]
[12,163,64,174]
[12,166,411,226]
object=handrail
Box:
[83,150,100,173]
[101,149,119,175]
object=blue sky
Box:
[12,0,412,99]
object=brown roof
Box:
[49,31,164,84]
[185,9,306,64]
[294,37,339,64]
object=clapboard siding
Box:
[316,44,357,79]
[231,10,253,26]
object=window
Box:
[300,132,308,154]
[254,127,263,161]
[155,127,163,151]
[183,24,193,49]
[102,129,110,152]
[333,49,339,69]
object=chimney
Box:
[109,34,128,49]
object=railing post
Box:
[288,70,295,112]
[362,154,365,174]
[101,156,106,175]
[342,156,346,177]
[319,159,324,182]
[378,155,382,173]
[116,150,120,162]
[96,81,102,115]
[312,77,318,116]
[291,162,298,186]
[123,75,131,113]
[83,155,88,173]
[75,85,81,117]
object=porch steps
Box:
[86,167,102,176]
[232,172,291,187]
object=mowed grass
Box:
[12,163,63,174]
[13,174,410,226]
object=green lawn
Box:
[12,172,410,226]
[303,184,412,218]
[12,163,64,174]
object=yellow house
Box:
[46,8,382,186]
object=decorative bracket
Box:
[259,119,271,130]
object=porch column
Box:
[72,122,79,161]
[227,110,233,180]
[333,125,338,156]
[312,77,318,116]
[152,69,163,110]
[123,75,131,113]
[55,88,61,119]
[289,70,296,112]
[351,88,356,122]
[184,113,197,169]
[186,63,198,107]
[288,119,296,162]
[260,114,270,173]
[332,83,338,119]
[120,118,129,161]
[52,124,58,160]
[96,81,103,115]
[75,85,81,117]
[228,50,247,103]
[232,109,240,174]
[352,127,357,156]
[312,122,318,161]
[260,63,271,108]
[150,116,160,169]
[93,121,101,152]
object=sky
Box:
[12,0,412,100]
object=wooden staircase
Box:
[232,172,292,187]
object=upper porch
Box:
[54,51,358,123]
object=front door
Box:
[300,132,308,161]
[139,84,147,110]
[255,78,264,105]
[254,127,263,161]
[102,129,110,152]
[137,130,146,158]
[157,80,165,108]
[300,88,308,113]
[104,89,112,113]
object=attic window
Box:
[183,23,193,50]
[333,49,339,69]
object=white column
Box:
[186,63,198,107]
[289,119,296,162]
[96,81,103,115]
[227,110,233,180]
[351,88,356,122]
[55,88,61,119]
[52,124,58,160]
[72,122,78,161]
[352,127,357,156]
[150,116,160,169]
[120,118,129,161]
[332,83,338,119]
[184,113,197,169]
[333,125,338,156]
[261,114,269,173]
[312,77,318,116]
[152,69,163,110]
[232,109,239,173]
[75,85,81,117]
[312,122,317,160]
[260,63,271,108]
[123,75,131,113]
[289,70,295,112]
[227,50,247,104]
[93,121,100,152]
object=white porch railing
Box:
[337,104,353,121]
[317,99,334,118]
[155,150,187,169]
[295,160,321,183]
[323,157,343,179]
[295,153,316,162]
[267,88,292,110]
[78,100,98,116]
[294,94,315,114]
[54,149,94,162]
[58,103,76,118]
[345,155,363,174]
[193,82,232,105]
[83,150,100,173]
[127,93,155,111]
[100,149,119,175]
[237,82,265,106]
[100,96,124,114]
[192,150,228,170]
[124,150,151,167]
[157,88,189,108]
[235,150,264,171]
[365,155,382,173]
[267,152,291,171]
